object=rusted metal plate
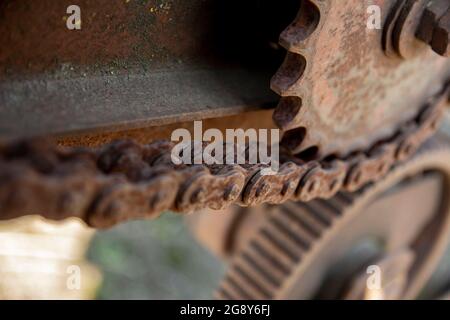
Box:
[56,110,276,147]
[0,69,277,138]
[0,0,294,138]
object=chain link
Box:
[0,82,449,228]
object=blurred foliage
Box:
[87,213,225,299]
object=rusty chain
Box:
[0,82,449,229]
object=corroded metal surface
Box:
[0,82,448,229]
[217,137,450,299]
[0,69,277,138]
[416,0,450,57]
[0,0,290,137]
[0,1,450,232]
[431,6,450,56]
[1,0,450,302]
[271,0,450,157]
[0,0,290,77]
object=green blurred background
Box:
[88,213,225,299]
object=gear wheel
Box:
[271,0,450,158]
[216,136,450,299]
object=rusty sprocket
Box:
[271,0,450,158]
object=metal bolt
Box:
[416,1,450,57]
[431,9,450,56]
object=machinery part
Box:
[431,7,450,57]
[0,0,291,138]
[0,83,448,229]
[187,204,276,260]
[271,0,450,158]
[416,0,450,57]
[0,1,449,230]
[386,0,435,59]
[216,137,450,299]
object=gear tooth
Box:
[281,129,324,160]
[302,201,335,226]
[296,129,324,154]
[271,0,327,155]
[279,0,321,54]
[248,240,292,274]
[279,28,313,55]
[220,275,253,300]
[273,97,303,131]
[233,258,276,298]
[334,191,356,206]
[295,202,332,228]
[284,202,327,234]
[253,228,300,267]
[241,250,284,287]
[270,52,306,96]
[215,287,234,300]
[280,127,307,152]
[227,264,272,300]
[307,0,328,10]
[268,215,311,251]
[216,277,244,300]
[271,211,315,246]
[279,205,322,239]
[311,198,342,219]
[261,225,304,261]
[323,196,348,213]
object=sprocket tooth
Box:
[272,96,303,131]
[284,202,327,234]
[270,212,315,247]
[270,52,307,96]
[295,134,324,156]
[278,0,322,54]
[241,250,285,287]
[249,235,295,273]
[220,275,253,300]
[227,265,272,300]
[215,287,234,300]
[280,127,307,152]
[232,258,276,297]
[306,0,328,10]
[279,205,322,239]
[280,127,324,159]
